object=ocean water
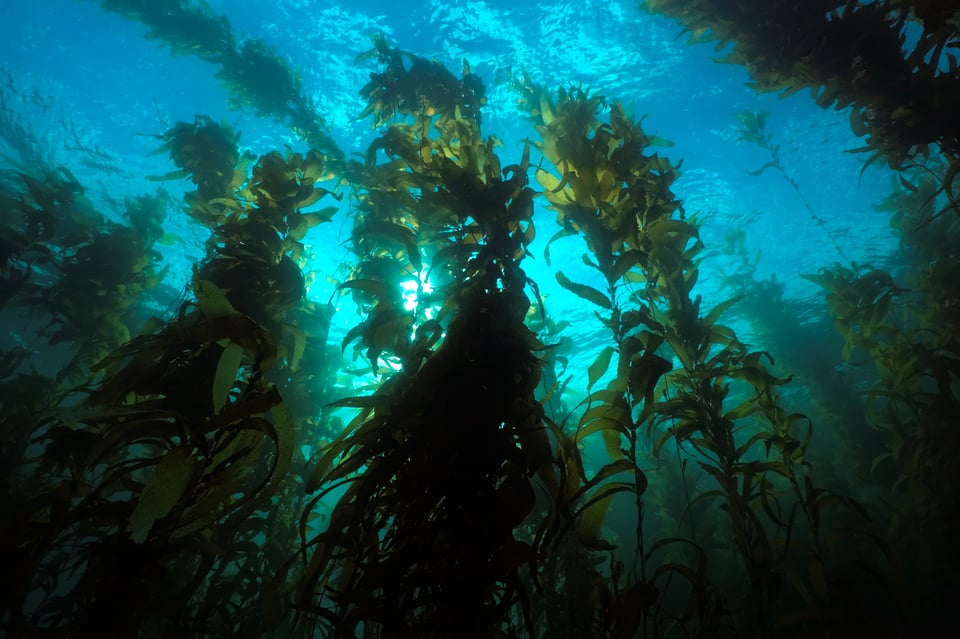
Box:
[2,0,897,389]
[2,0,894,299]
[1,1,953,638]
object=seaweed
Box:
[517,71,900,637]
[357,33,487,127]
[0,164,170,383]
[0,109,341,636]
[735,109,857,269]
[6,6,955,635]
[803,159,960,626]
[643,1,960,173]
[89,0,342,157]
[293,43,552,637]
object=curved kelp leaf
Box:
[126,446,201,543]
[555,271,611,309]
[587,346,616,392]
[212,342,245,413]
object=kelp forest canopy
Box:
[1,1,958,638]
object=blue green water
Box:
[3,0,901,422]
[3,0,894,309]
[2,1,947,637]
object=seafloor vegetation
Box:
[1,1,958,637]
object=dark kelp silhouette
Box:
[3,3,958,636]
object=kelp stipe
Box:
[734,110,856,269]
[515,71,899,637]
[293,37,553,637]
[0,113,340,636]
[804,158,960,629]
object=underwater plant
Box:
[292,37,557,638]
[0,110,344,636]
[802,158,960,628]
[89,0,342,157]
[0,161,170,385]
[5,3,956,636]
[356,33,488,127]
[515,70,901,637]
[734,110,856,269]
[643,0,960,174]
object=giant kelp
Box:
[514,74,900,637]
[0,169,175,631]
[356,33,488,127]
[801,158,960,627]
[0,162,169,385]
[734,110,856,269]
[643,0,960,176]
[0,110,342,636]
[3,5,955,638]
[293,38,554,637]
[638,4,960,625]
[680,8,960,618]
[88,0,342,157]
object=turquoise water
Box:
[3,0,894,303]
[3,0,898,392]
[2,1,953,638]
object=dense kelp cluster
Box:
[2,3,958,638]
[514,74,902,636]
[0,107,344,635]
[643,0,960,173]
[293,39,550,637]
[800,160,960,622]
[642,0,960,629]
[0,165,169,384]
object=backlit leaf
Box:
[588,346,615,391]
[212,342,244,414]
[128,447,198,543]
[556,271,611,309]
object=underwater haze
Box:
[2,1,958,638]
